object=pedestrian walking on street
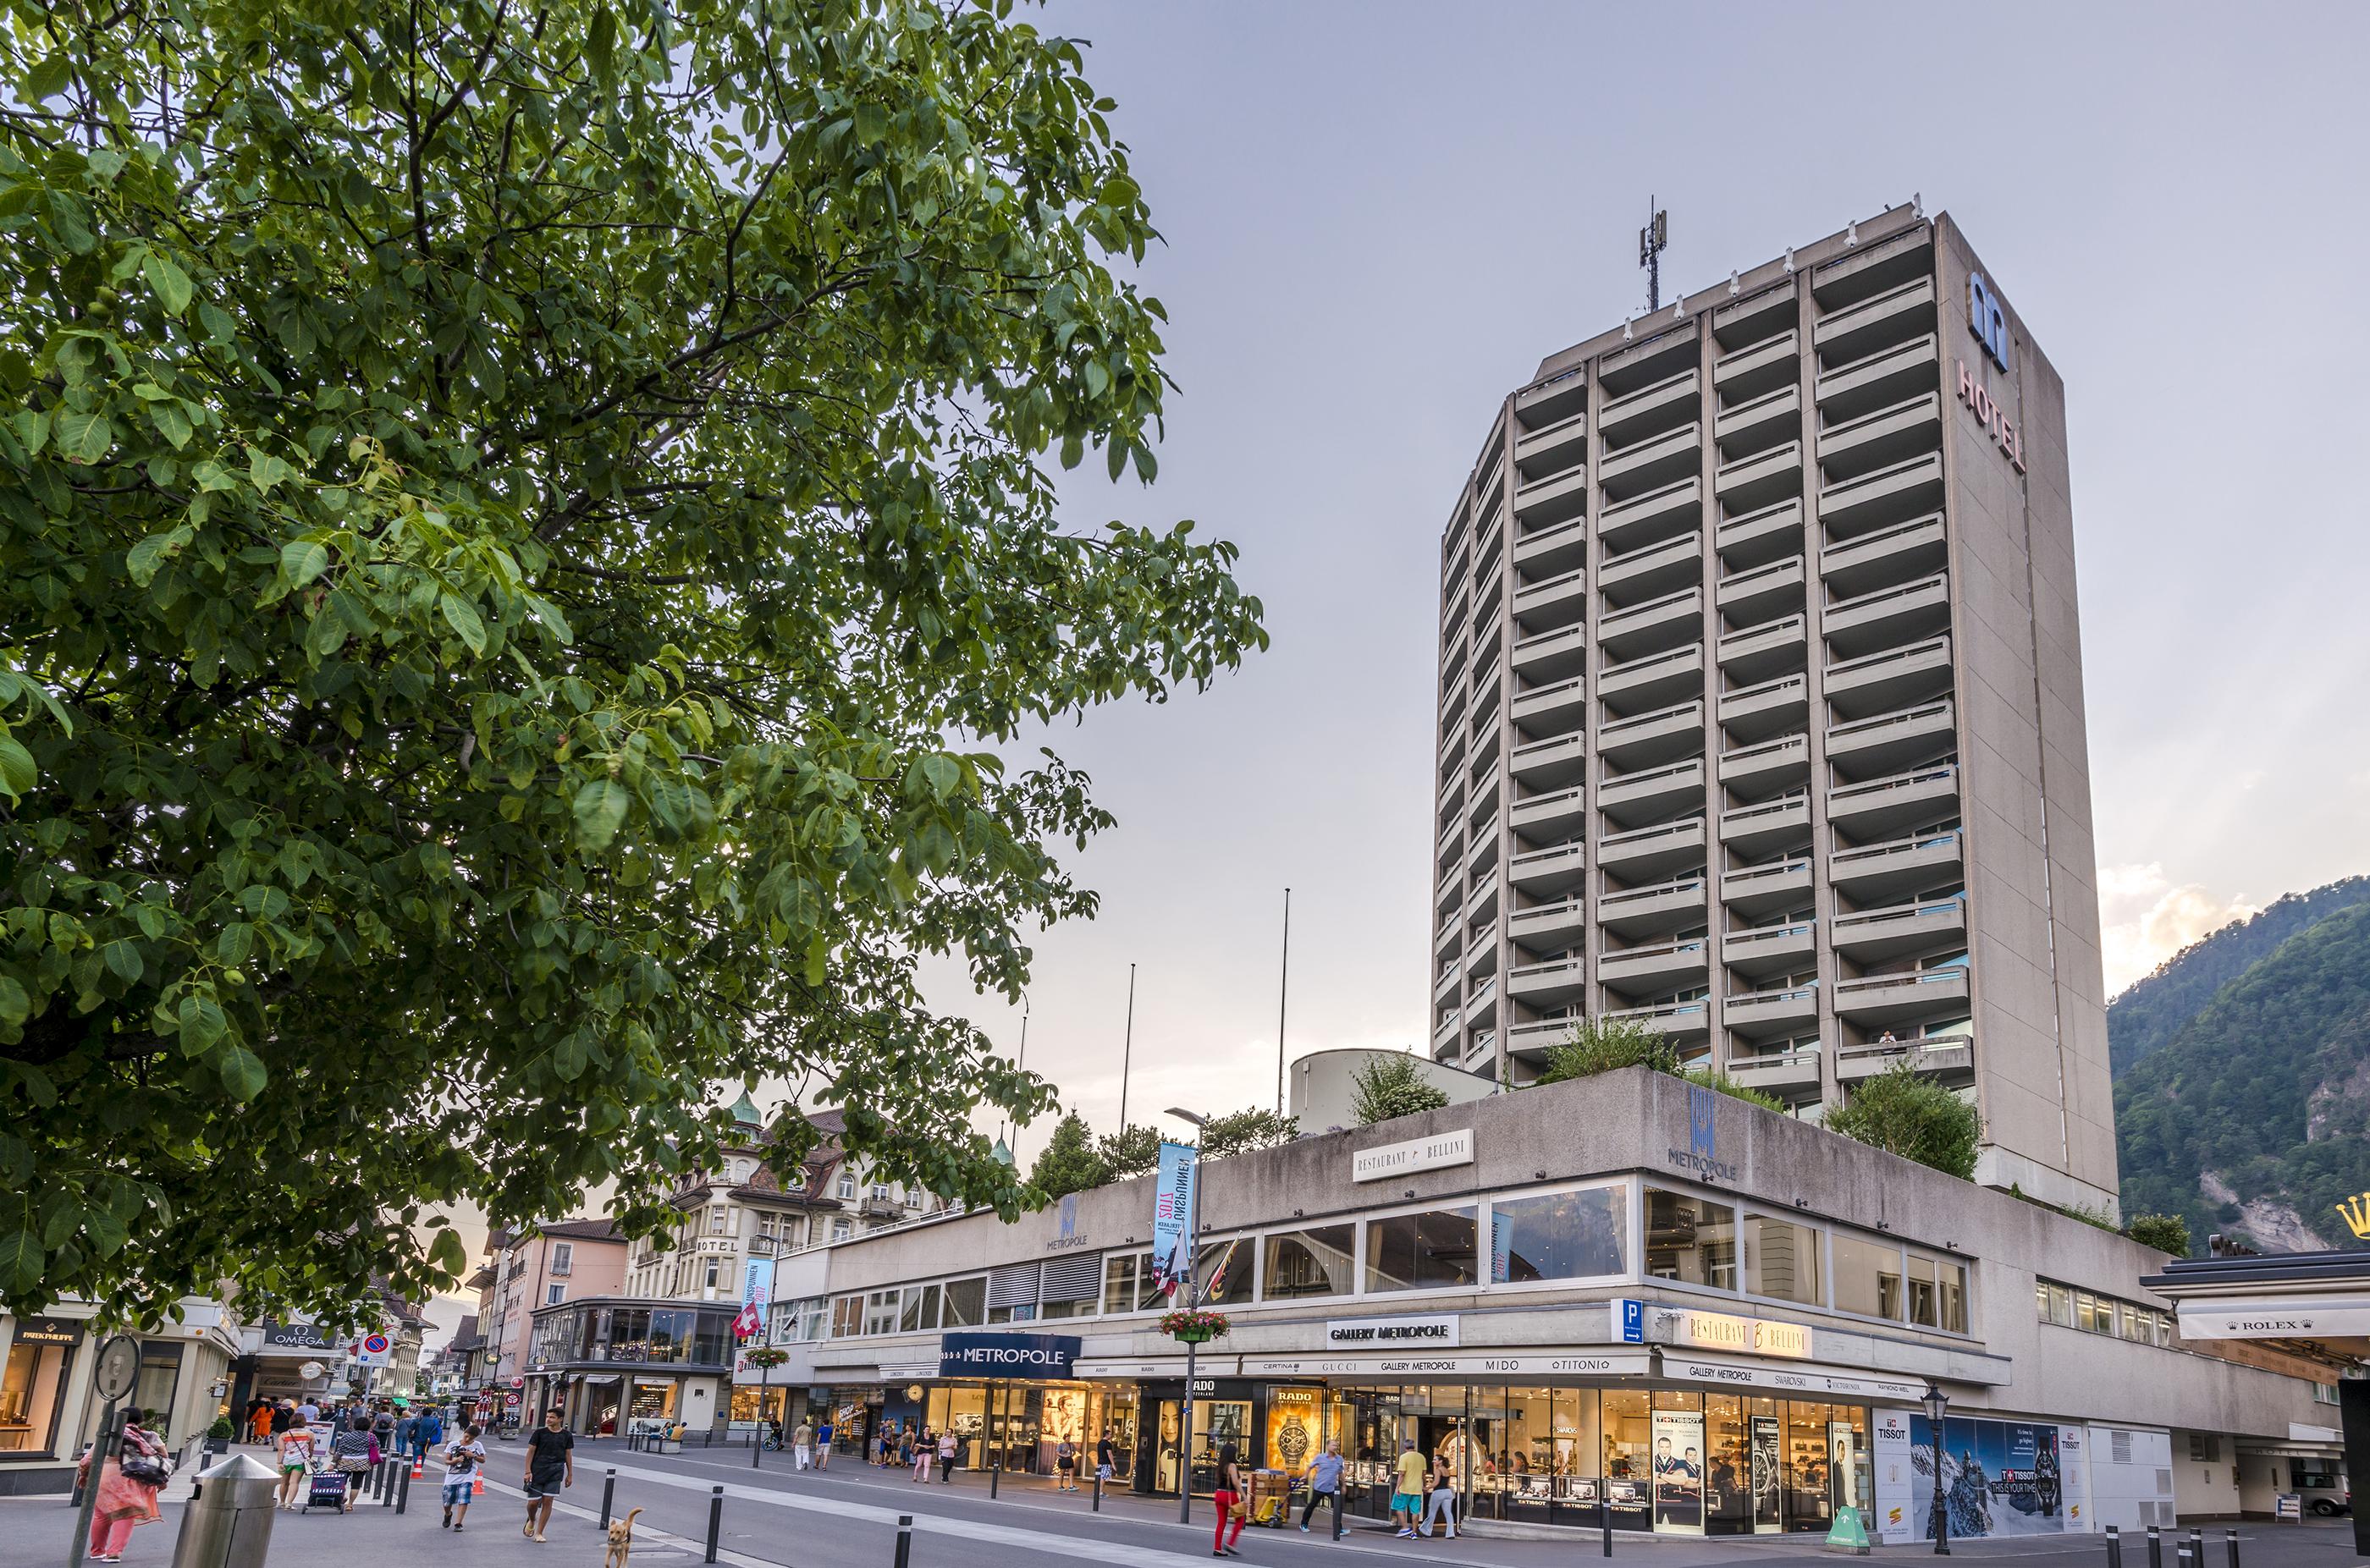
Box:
[911,1425,934,1483]
[1298,1439,1345,1540]
[1095,1427,1118,1489]
[1211,1442,1247,1558]
[1055,1437,1078,1491]
[245,1400,272,1445]
[372,1403,398,1451]
[1419,1450,1458,1539]
[271,1400,296,1437]
[521,1407,575,1542]
[813,1417,833,1471]
[937,1429,956,1483]
[295,1397,319,1428]
[79,1408,167,1562]
[395,1409,419,1462]
[441,1424,487,1531]
[274,1422,317,1510]
[330,1414,379,1514]
[1390,1438,1425,1538]
[418,1405,446,1461]
[791,1417,814,1472]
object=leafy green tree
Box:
[1348,1054,1449,1126]
[1532,1017,1679,1086]
[2122,1213,2191,1255]
[1197,1107,1297,1160]
[1028,1114,1109,1201]
[0,0,1262,1323]
[1675,1068,1784,1114]
[1095,1123,1161,1181]
[1822,1060,1982,1180]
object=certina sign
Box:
[1326,1314,1459,1348]
[1353,1129,1474,1182]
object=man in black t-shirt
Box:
[522,1408,575,1542]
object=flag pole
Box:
[1118,963,1136,1132]
[1274,888,1292,1117]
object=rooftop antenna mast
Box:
[1640,197,1669,312]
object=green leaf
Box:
[52,410,113,465]
[587,7,618,79]
[0,976,29,1027]
[439,593,488,655]
[102,939,142,985]
[22,54,71,102]
[215,1044,267,1101]
[281,540,330,589]
[175,993,228,1057]
[142,250,195,317]
[0,735,35,801]
[0,1231,41,1295]
[12,408,50,457]
[428,1226,469,1275]
[124,529,188,586]
[571,778,631,851]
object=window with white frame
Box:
[545,1284,566,1306]
[836,1173,856,1200]
[550,1241,575,1276]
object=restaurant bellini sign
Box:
[1353,1128,1474,1182]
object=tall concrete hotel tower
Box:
[1428,203,2117,1215]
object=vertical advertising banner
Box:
[1651,1408,1706,1533]
[1151,1141,1197,1296]
[733,1257,772,1341]
[1871,1408,1915,1544]
[1750,1414,1783,1532]
[2057,1424,2087,1530]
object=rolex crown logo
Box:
[2337,1191,2370,1242]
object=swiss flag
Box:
[732,1301,763,1340]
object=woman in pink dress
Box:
[80,1410,167,1562]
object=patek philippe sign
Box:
[1325,1314,1459,1348]
[1353,1128,1474,1182]
[1649,1305,1813,1360]
[12,1318,81,1345]
[936,1332,1083,1380]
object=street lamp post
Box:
[1921,1380,1950,1555]
[1166,1107,1208,1527]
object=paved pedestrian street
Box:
[4,1440,2363,1568]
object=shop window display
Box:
[1490,1186,1627,1283]
[0,1335,70,1454]
[1832,1234,1903,1321]
[1644,1189,1737,1290]
[1364,1206,1480,1293]
[1601,1389,1651,1530]
[1261,1225,1356,1300]
[1744,1214,1824,1306]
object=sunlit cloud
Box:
[2098,862,2259,995]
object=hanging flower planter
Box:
[1160,1307,1230,1345]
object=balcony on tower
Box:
[1597,642,1706,715]
[1598,531,1702,607]
[1717,672,1809,745]
[1513,564,1590,632]
[1596,699,1705,771]
[1817,392,1943,485]
[1509,893,1590,951]
[1716,554,1807,629]
[1600,934,1711,999]
[1720,916,1817,979]
[1597,817,1708,882]
[1827,762,1959,838]
[1828,827,1965,906]
[1718,792,1810,859]
[1601,422,1702,503]
[1514,513,1590,580]
[1824,636,1953,721]
[1823,572,1951,659]
[1597,477,1702,555]
[1825,699,1954,779]
[1819,512,1946,599]
[1818,450,1944,539]
[1830,895,1966,962]
[1599,586,1704,662]
[1713,328,1798,404]
[1717,498,1806,572]
[1509,783,1588,841]
[1506,949,1589,1007]
[1722,981,1820,1039]
[1720,852,1813,919]
[1598,368,1700,452]
[1598,872,1710,938]
[1811,274,1937,370]
[1508,837,1590,896]
[1509,728,1589,789]
[1596,758,1706,831]
[1511,622,1588,683]
[1716,613,1808,685]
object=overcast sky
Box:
[422,2,2370,1347]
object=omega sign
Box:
[1353,1129,1474,1183]
[1326,1314,1459,1348]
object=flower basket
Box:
[1159,1307,1229,1345]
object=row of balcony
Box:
[1509,692,1954,792]
[1509,878,1966,961]
[1494,986,1970,1067]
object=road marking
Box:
[592,1459,1250,1568]
[477,1476,772,1568]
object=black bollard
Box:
[893,1513,914,1568]
[2225,1528,2240,1568]
[383,1460,399,1508]
[395,1461,411,1515]
[704,1484,723,1565]
[1092,1470,1102,1512]
[2191,1527,2205,1563]
[2148,1523,2164,1568]
[2108,1523,2124,1568]
[1601,1494,1613,1557]
[2178,1543,2193,1568]
[600,1469,616,1529]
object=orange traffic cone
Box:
[411,1457,423,1478]
[471,1474,484,1497]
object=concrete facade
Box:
[1427,202,2118,1216]
[739,1071,2334,1534]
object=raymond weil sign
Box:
[1325,1313,1458,1348]
[1628,1301,1814,1359]
[1353,1128,1473,1182]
